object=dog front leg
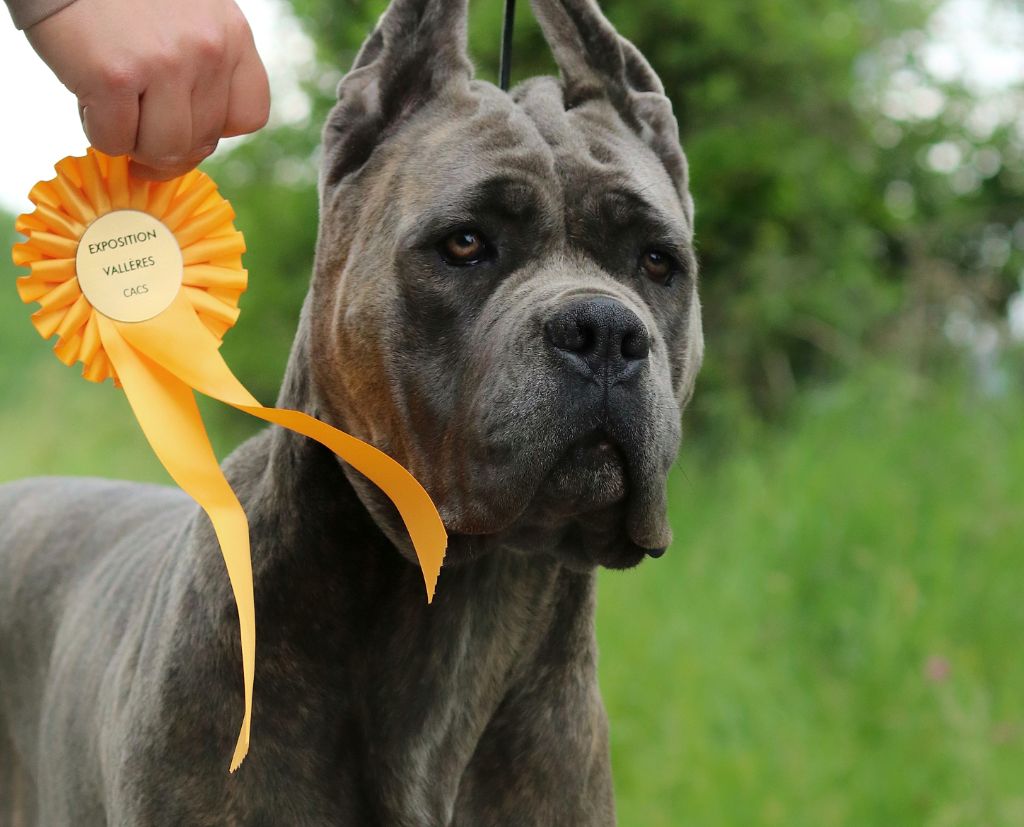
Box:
[451,677,616,826]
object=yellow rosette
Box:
[11,149,447,772]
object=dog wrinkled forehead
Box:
[319,0,691,226]
[511,76,692,232]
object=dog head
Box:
[308,0,702,571]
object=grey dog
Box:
[0,0,702,822]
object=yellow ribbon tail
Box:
[98,295,446,772]
[234,405,446,599]
[115,294,448,601]
[96,316,254,772]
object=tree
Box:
[206,0,1024,435]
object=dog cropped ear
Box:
[529,0,688,199]
[321,0,472,189]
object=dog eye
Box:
[440,229,491,266]
[639,249,677,285]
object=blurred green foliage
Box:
[2,0,1024,822]
[600,366,1024,824]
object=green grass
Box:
[599,367,1024,826]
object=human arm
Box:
[7,0,270,180]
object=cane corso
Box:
[0,0,702,822]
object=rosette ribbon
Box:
[11,149,447,772]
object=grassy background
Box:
[599,368,1024,825]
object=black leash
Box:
[499,0,516,91]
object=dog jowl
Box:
[313,0,703,573]
[0,0,702,824]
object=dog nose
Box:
[544,297,650,382]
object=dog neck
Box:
[249,317,595,669]
[198,322,601,810]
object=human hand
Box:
[25,0,270,180]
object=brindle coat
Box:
[0,0,702,823]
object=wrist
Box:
[10,0,80,31]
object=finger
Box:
[189,65,232,164]
[80,84,141,157]
[223,42,270,138]
[131,78,195,180]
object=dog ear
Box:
[321,0,472,188]
[529,0,688,199]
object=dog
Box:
[0,0,702,822]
